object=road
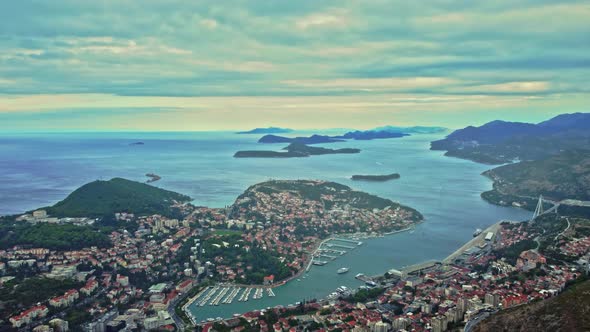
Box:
[554,218,571,241]
[464,310,496,332]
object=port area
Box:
[442,221,505,264]
[305,236,364,270]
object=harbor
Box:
[307,237,365,271]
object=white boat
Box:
[337,267,349,274]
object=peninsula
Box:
[234,142,360,158]
[481,150,590,210]
[351,173,400,182]
[431,112,590,164]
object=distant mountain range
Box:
[431,112,590,164]
[257,127,438,144]
[258,134,344,144]
[373,126,447,134]
[236,127,294,134]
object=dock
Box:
[326,243,355,250]
[443,221,503,264]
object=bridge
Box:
[532,195,560,221]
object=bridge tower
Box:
[532,195,544,220]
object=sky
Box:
[0,1,589,131]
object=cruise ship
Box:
[337,267,349,274]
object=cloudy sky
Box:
[1,1,589,131]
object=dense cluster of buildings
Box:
[1,205,215,331]
[201,220,589,332]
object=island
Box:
[430,112,590,164]
[234,142,360,158]
[351,173,400,181]
[236,127,294,134]
[258,134,344,144]
[129,141,144,145]
[145,173,161,183]
[258,130,407,144]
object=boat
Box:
[337,267,349,274]
[473,228,483,237]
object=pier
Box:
[326,243,355,249]
[333,238,363,245]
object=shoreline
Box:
[181,224,421,322]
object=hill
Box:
[473,279,590,332]
[234,142,360,158]
[481,150,590,208]
[431,113,590,164]
[46,178,191,217]
[237,127,294,134]
[231,180,422,220]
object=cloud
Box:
[295,11,349,30]
[200,19,218,30]
[0,0,588,130]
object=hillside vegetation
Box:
[482,150,590,206]
[474,279,590,332]
[47,177,191,217]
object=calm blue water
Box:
[0,131,531,320]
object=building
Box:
[516,250,547,271]
[33,210,48,218]
[372,321,390,332]
[484,293,500,308]
[49,318,69,332]
[431,316,448,332]
[9,305,49,328]
[263,274,275,285]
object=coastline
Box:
[181,224,420,323]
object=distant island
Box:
[234,142,360,158]
[373,126,447,134]
[351,173,400,182]
[431,112,590,164]
[258,130,408,144]
[145,173,161,183]
[258,134,343,144]
[129,141,144,145]
[237,127,294,134]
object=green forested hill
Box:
[482,150,590,206]
[47,177,191,217]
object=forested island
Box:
[234,142,360,158]
[351,173,400,182]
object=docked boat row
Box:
[310,238,363,269]
[192,285,277,307]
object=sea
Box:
[0,131,531,321]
